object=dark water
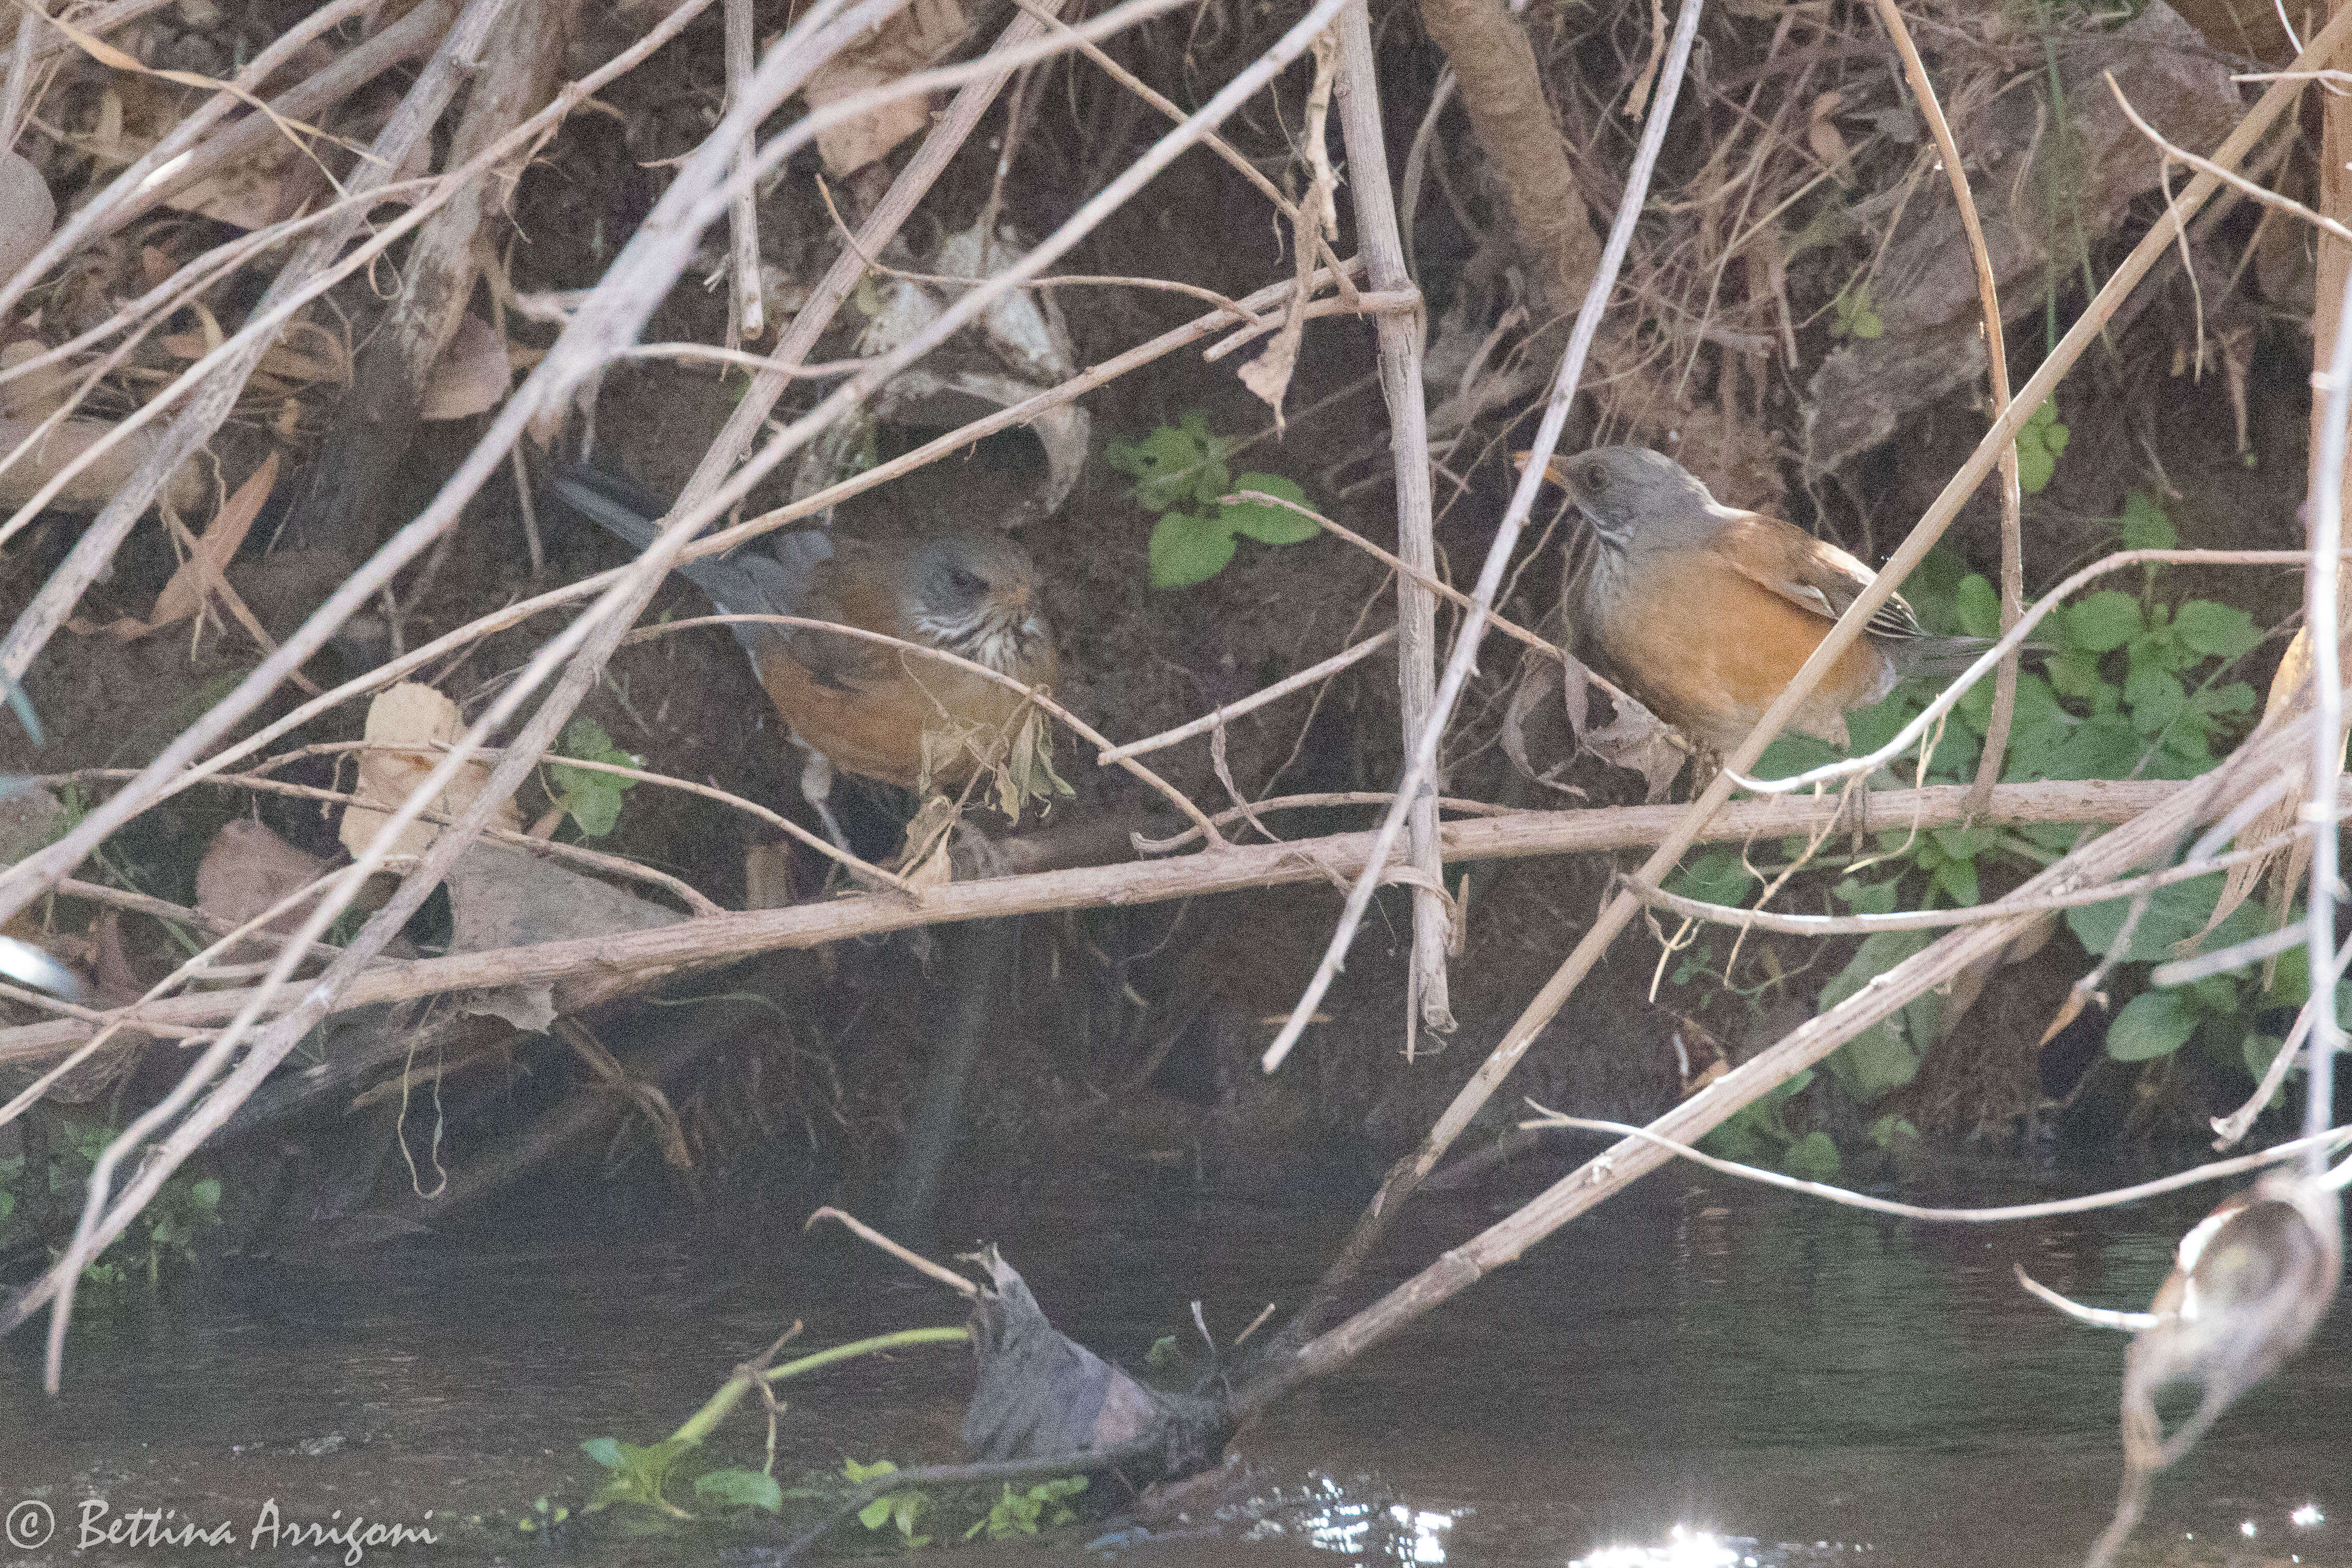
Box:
[0,1152,2344,1568]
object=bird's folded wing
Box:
[783,544,905,693]
[1716,513,1927,643]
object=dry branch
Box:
[1411,0,1601,327]
[1333,0,1450,1039]
[286,0,581,559]
[0,778,2238,1069]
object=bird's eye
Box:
[948,566,987,596]
[1581,462,1608,491]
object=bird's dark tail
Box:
[550,469,830,655]
[1898,633,2047,681]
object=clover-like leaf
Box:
[2174,598,2263,660]
[547,717,639,838]
[1222,473,1317,543]
[1105,411,1229,513]
[2067,590,2143,653]
[2120,488,2176,551]
[1148,511,1238,590]
[2106,988,2197,1062]
[1952,572,2001,639]
[2016,399,2068,494]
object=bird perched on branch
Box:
[553,471,1059,840]
[1529,445,1999,756]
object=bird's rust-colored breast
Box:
[1593,545,1893,754]
[747,542,1056,790]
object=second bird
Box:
[555,473,1058,797]
[1539,446,1994,756]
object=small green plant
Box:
[581,1437,697,1518]
[2014,398,2069,494]
[1830,283,1884,340]
[1105,411,1317,589]
[546,717,640,838]
[845,1457,933,1550]
[965,1477,1086,1542]
[24,1125,221,1289]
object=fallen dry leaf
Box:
[0,152,55,287]
[803,0,968,176]
[419,312,512,421]
[445,841,683,1026]
[1585,692,1687,803]
[0,340,74,421]
[195,816,328,961]
[1807,90,1850,177]
[340,682,522,860]
[0,412,206,513]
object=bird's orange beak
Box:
[1511,450,1576,490]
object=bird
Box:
[1530,445,1997,756]
[552,471,1059,842]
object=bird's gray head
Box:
[906,535,1051,669]
[1551,446,1725,555]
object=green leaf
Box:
[2174,599,2263,660]
[1221,474,1317,543]
[2016,399,2068,494]
[2107,989,2198,1061]
[858,1497,894,1530]
[1832,286,1884,340]
[1818,930,1933,1097]
[1148,512,1237,590]
[2067,590,2143,653]
[2119,489,2176,551]
[2193,682,2256,718]
[694,1469,783,1512]
[1952,573,2002,639]
[842,1458,900,1485]
[1866,1114,1918,1149]
[1834,877,1902,915]
[581,1438,625,1469]
[2064,872,2266,963]
[1106,414,1230,512]
[548,717,639,839]
[188,1177,221,1211]
[1670,849,1757,907]
[2122,664,2185,734]
[1932,855,1979,906]
[1782,1131,1843,1179]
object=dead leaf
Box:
[339,683,522,860]
[419,312,511,420]
[1499,654,1590,798]
[195,816,327,961]
[1584,691,1686,803]
[0,152,56,288]
[0,413,206,514]
[802,0,969,176]
[0,340,73,421]
[444,841,683,1024]
[1807,90,1851,177]
[146,450,279,631]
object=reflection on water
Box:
[0,1150,2344,1566]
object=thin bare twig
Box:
[725,0,765,339]
[1099,628,1398,762]
[1263,0,1707,1071]
[1864,0,2022,813]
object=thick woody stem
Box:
[1333,0,1452,1040]
[1411,0,1601,328]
